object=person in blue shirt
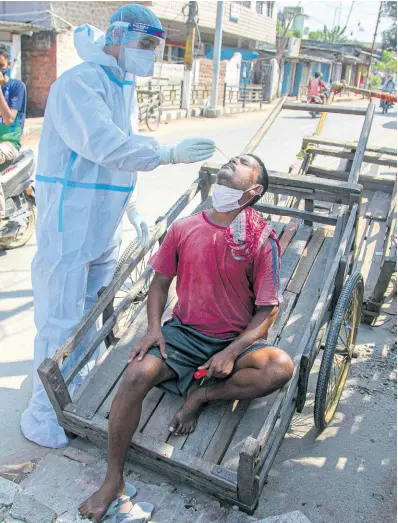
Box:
[0,43,27,221]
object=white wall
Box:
[56,30,82,77]
[225,53,241,87]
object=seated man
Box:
[308,71,326,103]
[0,43,27,222]
[79,154,294,521]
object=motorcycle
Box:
[0,149,36,249]
[309,95,323,118]
[381,99,393,114]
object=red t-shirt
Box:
[149,212,281,339]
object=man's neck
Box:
[206,207,242,227]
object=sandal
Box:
[99,483,137,522]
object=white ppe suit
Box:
[21,26,180,448]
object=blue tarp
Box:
[204,44,259,61]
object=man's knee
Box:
[118,355,168,397]
[268,349,294,385]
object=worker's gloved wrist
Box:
[158,145,175,165]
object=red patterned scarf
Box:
[225,207,281,261]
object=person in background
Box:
[308,71,327,104]
[382,73,396,94]
[0,44,27,223]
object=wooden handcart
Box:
[39,99,389,513]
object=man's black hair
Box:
[0,44,9,60]
[314,71,320,78]
[247,153,269,206]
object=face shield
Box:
[106,22,165,80]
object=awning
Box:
[204,44,259,61]
[0,20,46,33]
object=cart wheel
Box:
[314,272,364,430]
[146,102,161,131]
[102,238,157,348]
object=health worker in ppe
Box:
[21,3,215,449]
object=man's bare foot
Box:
[78,478,125,522]
[169,386,206,436]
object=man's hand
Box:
[197,349,236,379]
[0,72,6,87]
[128,328,167,363]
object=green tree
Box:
[381,1,397,50]
[368,74,382,91]
[308,30,324,41]
[375,50,397,74]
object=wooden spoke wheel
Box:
[314,272,364,430]
[102,239,157,348]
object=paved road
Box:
[0,101,396,522]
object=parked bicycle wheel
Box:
[314,272,364,430]
[102,238,158,347]
[146,102,161,131]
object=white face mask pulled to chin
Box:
[119,46,155,77]
[211,183,246,212]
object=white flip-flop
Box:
[123,502,154,522]
[99,483,137,522]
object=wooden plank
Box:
[255,203,338,225]
[279,225,313,293]
[283,102,367,115]
[348,102,375,184]
[143,393,185,442]
[307,166,394,193]
[179,401,231,456]
[202,400,250,464]
[269,220,285,238]
[302,135,397,156]
[37,359,72,423]
[287,227,327,294]
[237,437,260,506]
[242,97,286,154]
[279,222,298,255]
[365,191,391,221]
[362,220,388,298]
[278,235,333,358]
[307,146,397,167]
[220,392,279,471]
[267,291,297,345]
[200,167,363,200]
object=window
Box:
[256,1,264,14]
[237,1,251,8]
[171,46,185,63]
[163,45,170,61]
[266,1,274,18]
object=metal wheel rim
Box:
[323,283,361,423]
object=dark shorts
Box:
[147,315,271,396]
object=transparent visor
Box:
[106,22,165,63]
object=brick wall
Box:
[152,1,276,45]
[21,31,56,116]
[197,58,227,106]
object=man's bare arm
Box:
[147,272,173,330]
[128,272,173,362]
[0,87,17,126]
[198,305,279,378]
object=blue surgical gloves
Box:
[159,138,215,165]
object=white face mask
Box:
[120,47,155,77]
[212,183,245,212]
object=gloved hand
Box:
[126,196,149,248]
[159,138,215,165]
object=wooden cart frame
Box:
[38,99,392,512]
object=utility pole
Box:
[204,1,224,117]
[182,1,197,112]
[366,2,382,88]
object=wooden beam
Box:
[242,96,287,155]
[306,146,396,167]
[349,102,375,184]
[302,135,397,156]
[255,203,338,225]
[282,102,367,115]
[37,358,72,423]
[307,166,394,193]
